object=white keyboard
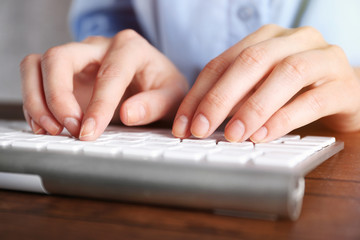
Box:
[0,120,337,169]
[0,120,343,220]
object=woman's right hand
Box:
[21,29,188,140]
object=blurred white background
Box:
[0,0,72,103]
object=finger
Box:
[250,84,342,142]
[30,118,47,135]
[190,27,327,139]
[173,24,286,138]
[21,54,62,135]
[23,107,46,134]
[41,41,108,137]
[226,45,343,142]
[79,30,153,141]
[120,83,186,126]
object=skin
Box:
[172,24,360,142]
[21,25,360,142]
[21,30,188,141]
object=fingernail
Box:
[79,118,96,139]
[64,117,80,137]
[39,115,61,135]
[191,113,210,138]
[31,119,46,134]
[172,115,189,137]
[225,120,245,142]
[126,102,146,125]
[250,126,268,143]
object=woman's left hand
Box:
[172,24,360,142]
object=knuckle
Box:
[40,46,69,73]
[98,64,123,80]
[88,98,104,108]
[114,29,141,42]
[45,91,63,107]
[20,54,40,71]
[88,98,114,115]
[298,26,321,37]
[280,56,308,84]
[328,44,344,54]
[112,29,147,54]
[23,95,39,112]
[297,26,316,34]
[82,35,106,44]
[237,45,267,67]
[306,91,325,114]
[258,24,282,33]
[294,26,325,45]
[203,90,229,110]
[328,44,346,59]
[182,94,200,108]
[326,45,349,78]
[203,57,229,77]
[42,46,66,63]
[275,108,293,128]
[245,97,266,118]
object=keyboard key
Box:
[122,147,164,160]
[277,135,301,141]
[163,149,207,162]
[47,142,85,153]
[141,143,178,149]
[104,138,145,144]
[11,140,48,150]
[83,145,124,157]
[206,149,262,164]
[255,143,322,152]
[300,136,336,147]
[217,141,254,150]
[253,152,308,168]
[0,138,14,147]
[115,132,151,138]
[0,121,340,174]
[36,135,74,143]
[182,139,217,147]
[2,134,43,140]
[146,138,181,145]
[148,136,181,143]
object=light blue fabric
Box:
[69,0,360,85]
[69,0,142,40]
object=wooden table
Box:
[0,112,359,239]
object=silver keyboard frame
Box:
[0,141,344,220]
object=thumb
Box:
[120,83,188,126]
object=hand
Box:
[172,24,360,142]
[21,29,188,140]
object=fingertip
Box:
[30,119,46,135]
[224,119,245,142]
[39,115,62,135]
[121,101,146,126]
[79,117,96,141]
[119,104,128,125]
[249,126,268,143]
[190,113,210,138]
[64,117,81,137]
[172,115,190,138]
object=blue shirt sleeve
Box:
[69,0,143,41]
